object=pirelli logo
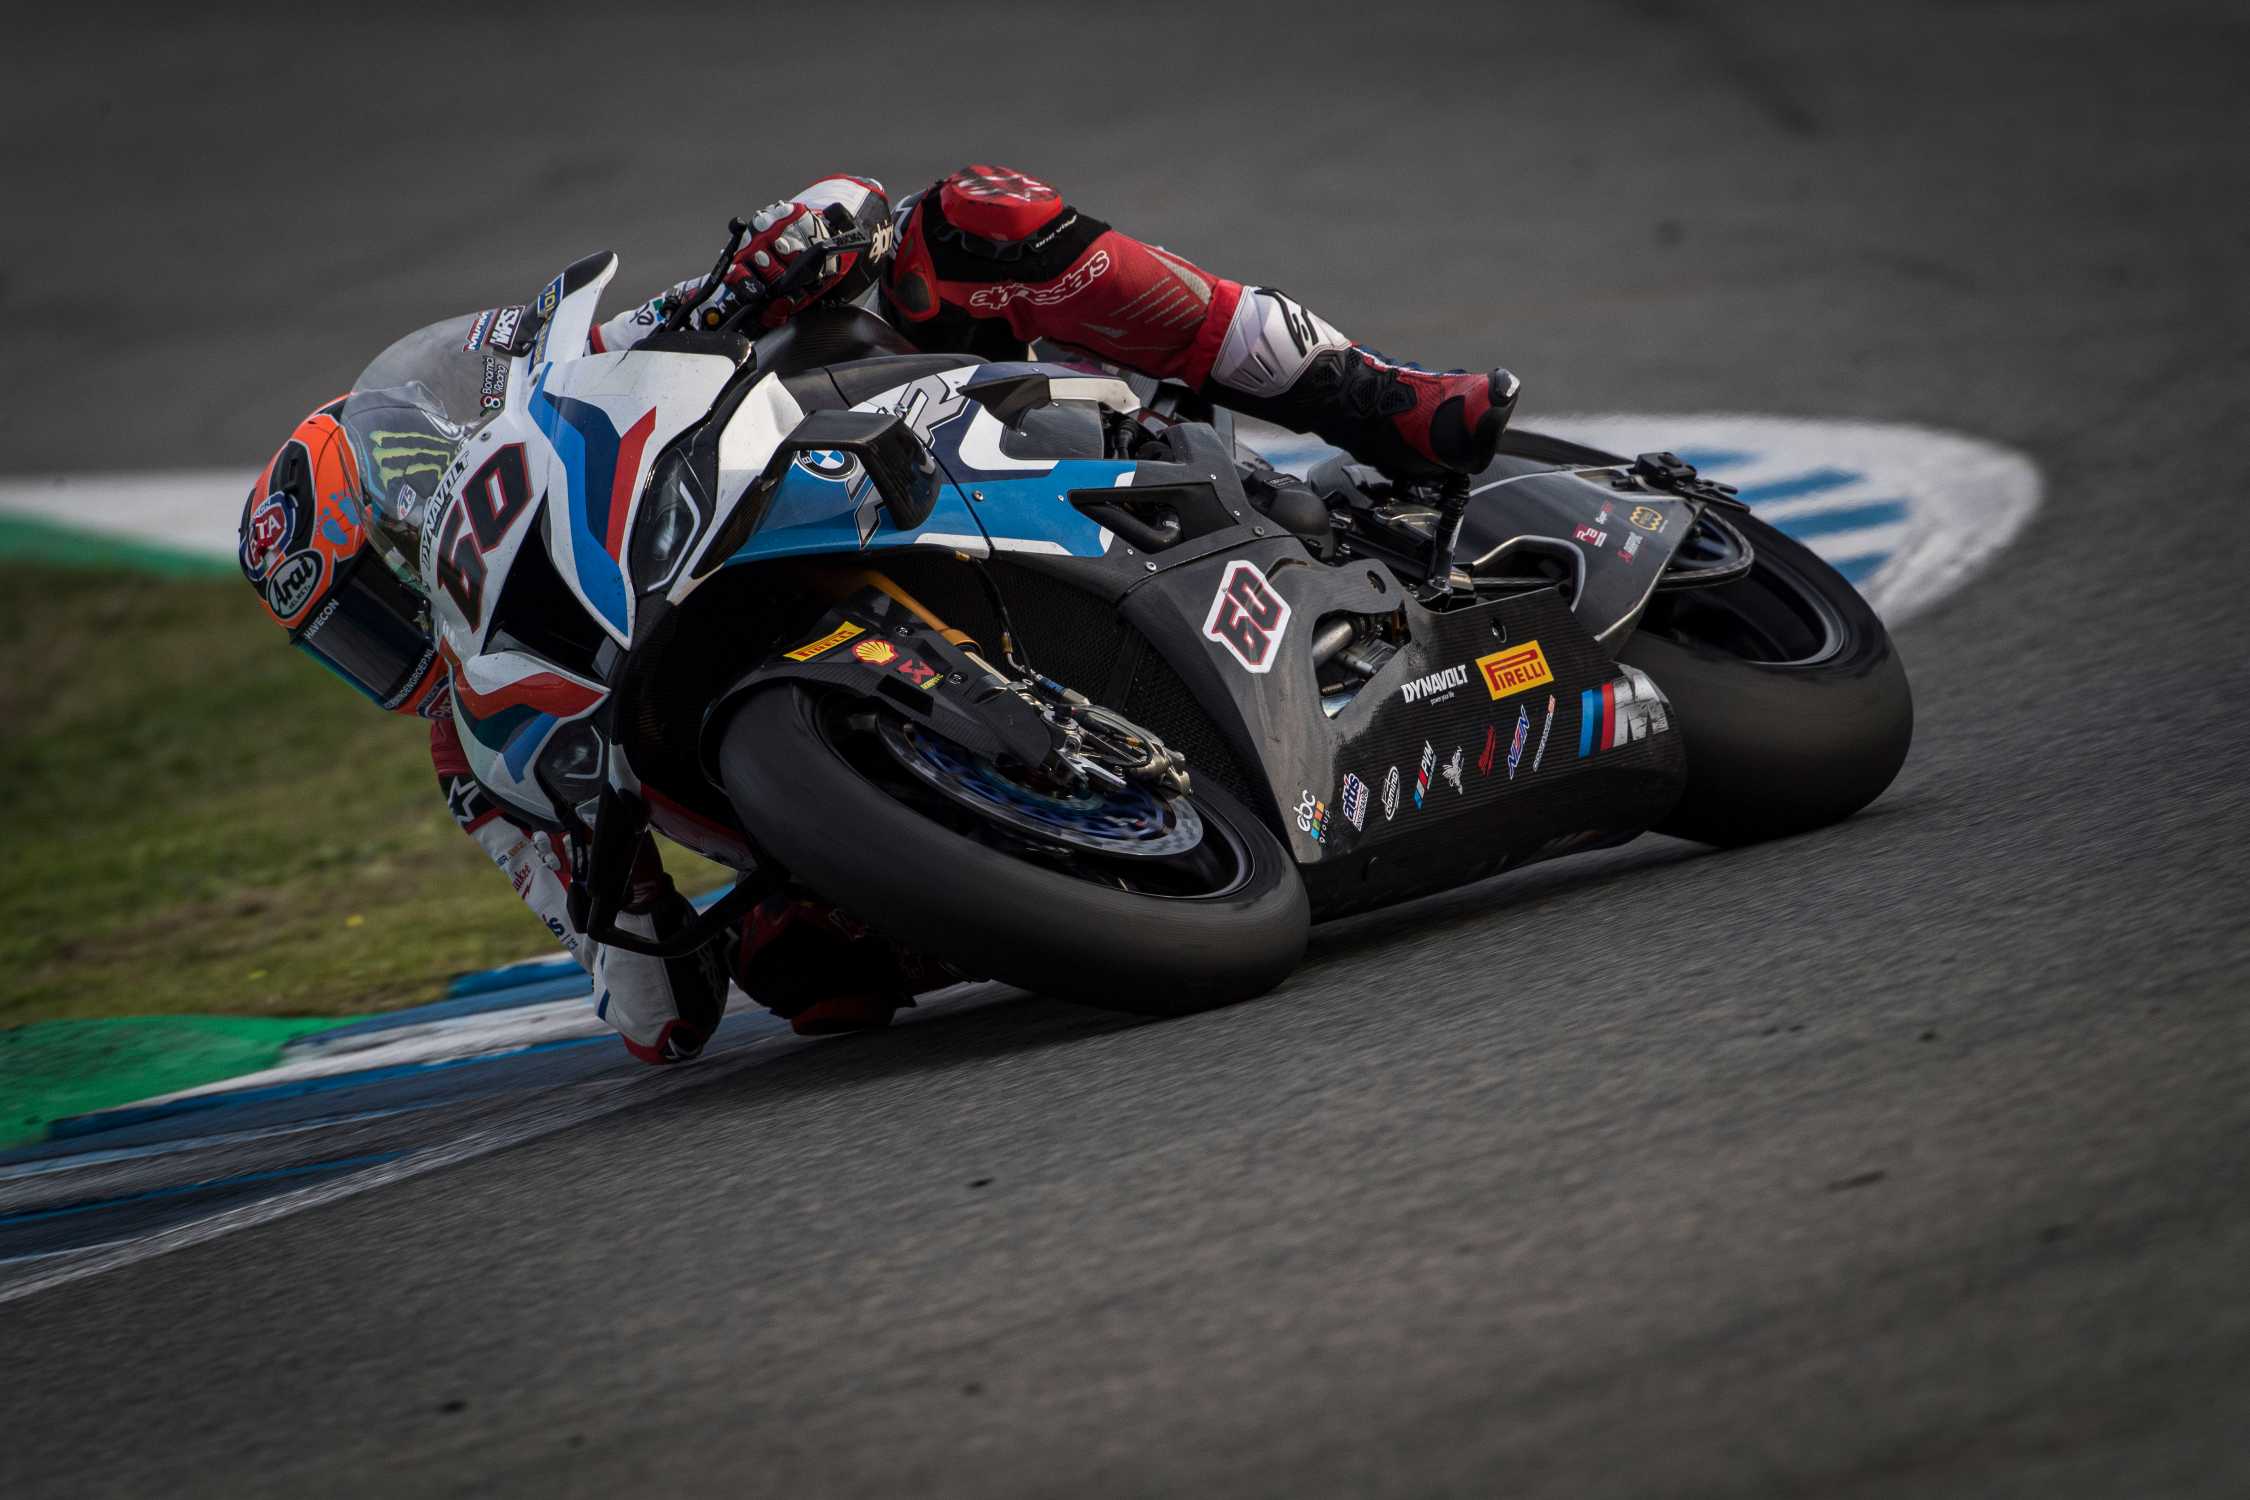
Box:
[1475,640,1554,699]
[783,620,865,662]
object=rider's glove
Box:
[721,200,860,329]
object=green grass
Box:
[0,562,724,1028]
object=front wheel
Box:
[1620,511,1913,846]
[714,685,1309,1014]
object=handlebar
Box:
[659,218,883,339]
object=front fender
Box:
[695,585,1058,784]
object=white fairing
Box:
[421,251,744,826]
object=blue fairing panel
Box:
[720,457,1134,565]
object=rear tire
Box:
[715,684,1309,1014]
[1620,513,1912,846]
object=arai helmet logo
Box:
[265,550,323,621]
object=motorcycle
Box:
[425,234,1912,1012]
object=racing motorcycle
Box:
[426,235,1912,1012]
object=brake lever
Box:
[661,217,751,336]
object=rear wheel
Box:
[1621,511,1912,845]
[715,684,1309,1013]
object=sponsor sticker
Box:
[1400,662,1471,706]
[462,307,498,353]
[265,550,323,620]
[536,274,563,317]
[1476,722,1497,776]
[894,655,941,690]
[782,620,864,661]
[1575,525,1609,547]
[240,490,297,582]
[1578,665,1673,757]
[1413,741,1435,809]
[1340,773,1370,830]
[1476,641,1554,700]
[479,354,507,411]
[852,639,899,666]
[1202,558,1292,673]
[1382,765,1401,821]
[1506,703,1530,780]
[1294,788,1331,842]
[1630,505,1666,533]
[966,248,1113,313]
[444,774,491,831]
[488,304,525,352]
[1441,746,1465,794]
[1621,532,1644,562]
[1530,693,1557,772]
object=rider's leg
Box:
[883,164,1517,479]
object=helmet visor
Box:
[293,552,439,711]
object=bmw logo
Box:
[793,448,861,482]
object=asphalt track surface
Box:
[5,2,2249,1494]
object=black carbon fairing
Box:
[1111,548,1686,918]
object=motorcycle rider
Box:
[239,165,1519,1064]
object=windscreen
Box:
[335,383,465,587]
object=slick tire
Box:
[715,684,1310,1015]
[1618,513,1912,846]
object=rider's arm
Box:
[431,711,591,971]
[589,174,890,354]
[429,710,729,1063]
[882,167,1248,386]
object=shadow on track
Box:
[666,830,1752,1123]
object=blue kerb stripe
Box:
[341,884,738,1037]
[1736,467,1861,505]
[1579,689,1599,757]
[448,956,581,998]
[318,973,592,1040]
[0,1151,407,1229]
[1671,448,1752,471]
[48,1038,612,1141]
[1833,554,1883,584]
[1770,499,1906,539]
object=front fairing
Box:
[425,252,740,827]
[687,359,1136,577]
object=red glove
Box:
[722,199,863,329]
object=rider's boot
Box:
[597,869,732,1066]
[1202,288,1519,481]
[732,896,914,1037]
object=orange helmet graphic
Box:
[240,394,447,715]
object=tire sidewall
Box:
[1619,515,1913,845]
[717,684,1310,1012]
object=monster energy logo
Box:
[366,430,455,490]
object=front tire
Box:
[715,685,1309,1014]
[1620,512,1912,846]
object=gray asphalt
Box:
[7,1,2250,1494]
